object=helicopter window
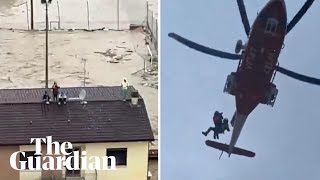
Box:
[265,18,279,33]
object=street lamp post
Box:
[31,0,34,30]
[45,1,48,89]
[41,0,52,89]
[81,58,87,87]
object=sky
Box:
[161,0,320,179]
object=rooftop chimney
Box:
[131,90,139,105]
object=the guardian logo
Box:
[10,136,117,170]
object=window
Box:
[106,148,127,166]
[65,148,81,176]
[265,18,279,33]
[19,151,41,170]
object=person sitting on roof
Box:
[58,93,63,105]
[42,91,50,104]
[202,111,230,139]
[62,92,67,104]
[121,78,129,101]
[52,82,60,102]
[58,92,67,105]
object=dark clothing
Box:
[42,94,50,101]
[53,94,58,102]
[225,126,230,132]
[213,113,223,127]
[58,96,63,104]
[52,85,60,95]
[202,127,220,139]
[214,118,222,127]
[52,84,60,101]
[202,118,230,140]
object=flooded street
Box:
[0,0,158,140]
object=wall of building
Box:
[61,143,87,178]
[148,159,158,180]
[19,145,42,180]
[41,145,63,179]
[0,141,149,180]
[0,146,20,180]
[84,141,149,180]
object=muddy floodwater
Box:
[0,29,158,136]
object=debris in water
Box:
[107,60,120,63]
[94,49,117,58]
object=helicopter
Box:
[168,0,319,158]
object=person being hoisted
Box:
[202,111,230,139]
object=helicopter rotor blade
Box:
[168,33,241,60]
[237,0,251,36]
[276,66,320,86]
[286,0,315,34]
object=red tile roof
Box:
[0,86,154,145]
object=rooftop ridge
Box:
[0,86,138,104]
[0,85,133,91]
[0,99,138,105]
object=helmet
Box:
[214,111,223,116]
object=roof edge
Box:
[0,85,135,91]
[0,138,155,146]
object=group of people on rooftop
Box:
[42,82,67,105]
[42,78,129,104]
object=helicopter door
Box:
[223,73,236,95]
[265,85,278,107]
